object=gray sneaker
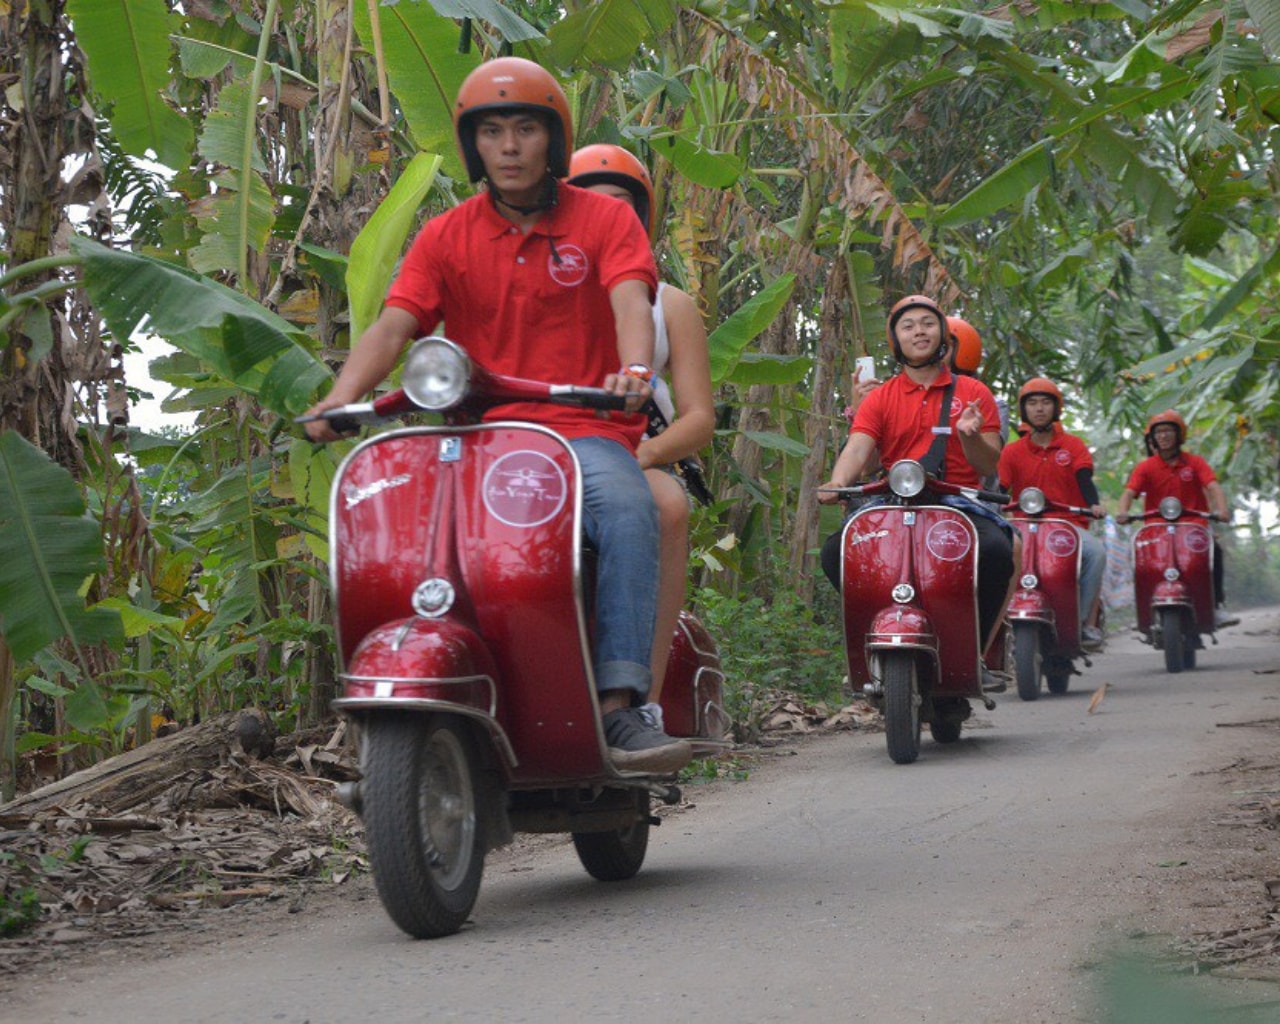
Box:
[604,707,692,774]
[1081,625,1104,650]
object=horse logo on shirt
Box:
[548,244,589,287]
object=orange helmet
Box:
[1145,409,1187,449]
[453,57,572,182]
[946,316,982,374]
[1018,377,1064,423]
[567,144,655,232]
[886,295,948,367]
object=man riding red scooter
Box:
[998,378,1106,698]
[818,296,1015,761]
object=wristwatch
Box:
[621,363,656,384]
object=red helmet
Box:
[1018,377,1064,423]
[1145,409,1187,448]
[886,295,948,367]
[567,144,654,232]
[453,57,572,182]
[946,316,982,374]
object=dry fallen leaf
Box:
[1087,682,1111,715]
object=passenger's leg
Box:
[646,468,690,700]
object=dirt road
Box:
[9,609,1280,1023]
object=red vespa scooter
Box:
[825,461,1009,764]
[302,337,729,938]
[1130,497,1219,673]
[1006,487,1100,700]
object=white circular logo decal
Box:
[1185,527,1211,553]
[483,450,568,527]
[1054,449,1072,466]
[548,244,589,287]
[925,519,972,561]
[1045,527,1078,557]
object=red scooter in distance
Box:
[822,461,1009,765]
[1006,487,1101,701]
[1131,497,1220,673]
[299,337,729,939]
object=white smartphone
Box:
[855,356,876,381]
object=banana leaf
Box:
[0,432,123,664]
[65,0,194,169]
[707,273,796,383]
[71,236,331,417]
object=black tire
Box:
[572,790,650,881]
[361,714,484,939]
[929,716,963,744]
[883,653,921,764]
[1183,640,1197,670]
[1013,622,1042,702]
[1045,661,1071,695]
[1160,607,1185,674]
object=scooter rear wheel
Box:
[882,653,921,764]
[1013,622,1043,702]
[572,789,650,881]
[1159,607,1186,675]
[361,713,484,938]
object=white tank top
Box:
[649,283,676,425]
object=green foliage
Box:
[0,869,41,938]
[691,580,844,741]
[0,432,123,665]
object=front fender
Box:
[1007,590,1053,624]
[866,605,938,657]
[1151,579,1191,609]
[335,616,499,713]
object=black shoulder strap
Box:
[918,378,957,480]
[640,398,714,507]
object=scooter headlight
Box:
[1164,567,1180,582]
[888,460,926,498]
[402,337,471,411]
[1159,496,1183,521]
[1018,488,1046,516]
[1020,573,1039,589]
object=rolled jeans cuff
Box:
[596,660,651,701]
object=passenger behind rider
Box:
[301,57,692,773]
[817,296,1016,687]
[566,144,714,707]
[1115,410,1238,629]
[997,378,1107,649]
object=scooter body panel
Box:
[1133,520,1215,637]
[1009,516,1082,654]
[842,504,983,699]
[659,611,730,744]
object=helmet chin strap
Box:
[488,175,558,216]
[895,341,949,369]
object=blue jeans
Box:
[1078,526,1105,627]
[570,436,659,700]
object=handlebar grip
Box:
[325,413,361,435]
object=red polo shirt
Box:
[850,367,1001,488]
[386,184,657,450]
[1125,451,1217,511]
[998,423,1094,525]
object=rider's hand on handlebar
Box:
[1090,504,1106,520]
[301,397,354,443]
[602,369,654,414]
[1116,513,1132,525]
[817,480,843,505]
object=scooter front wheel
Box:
[1159,607,1186,674]
[572,789,650,881]
[361,713,484,938]
[1013,622,1043,702]
[882,653,922,764]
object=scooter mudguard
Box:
[1006,589,1052,623]
[659,611,730,743]
[864,605,939,684]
